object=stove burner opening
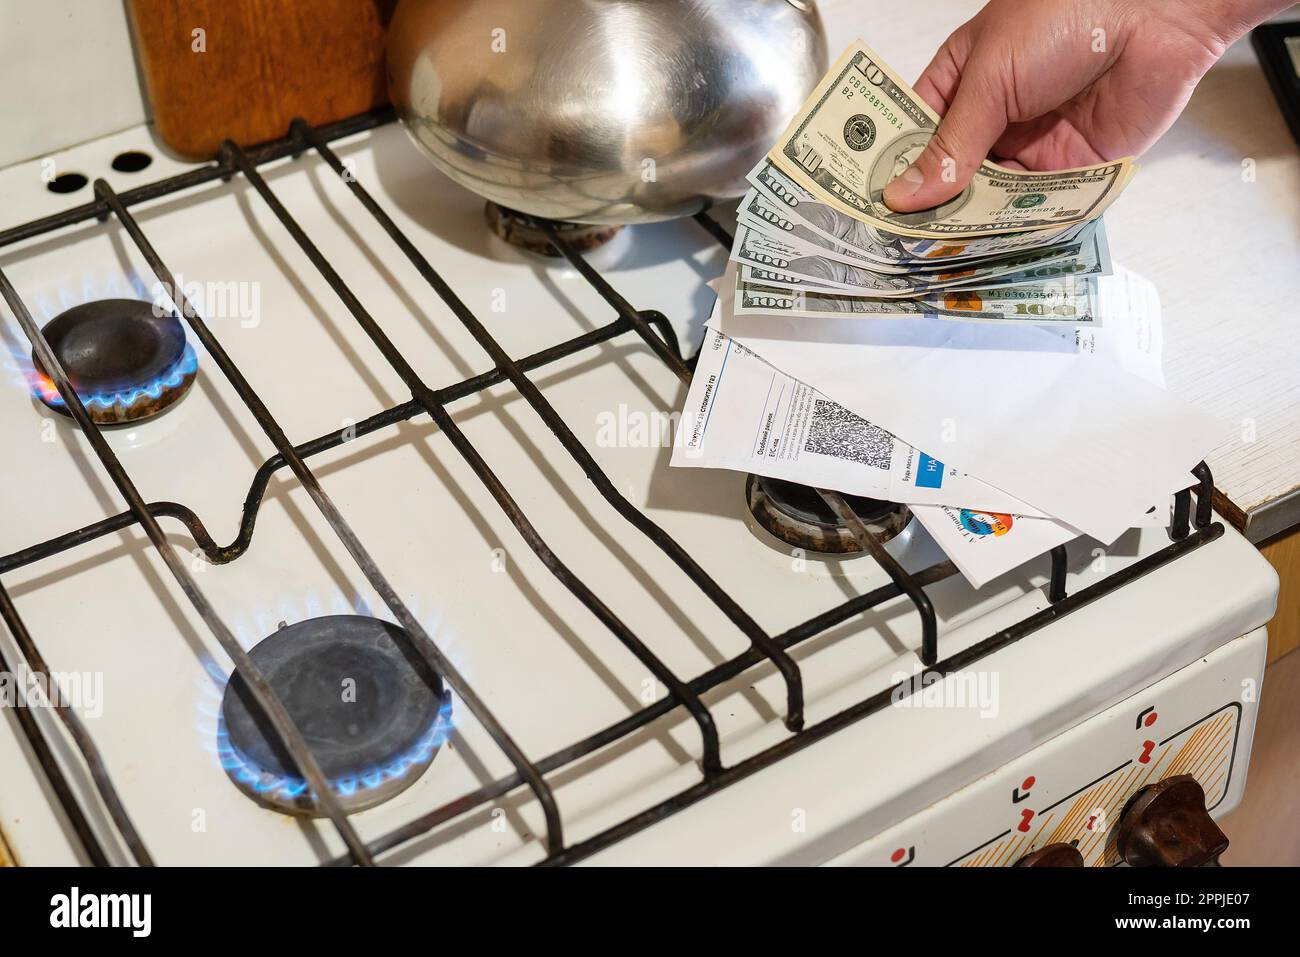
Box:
[747,475,912,554]
[30,298,197,425]
[218,615,451,817]
[485,202,623,256]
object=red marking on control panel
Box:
[1144,711,1158,727]
[1017,809,1035,832]
[890,846,915,866]
[1087,814,1098,830]
[1022,775,1036,790]
[1138,739,1156,764]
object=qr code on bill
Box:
[805,399,892,469]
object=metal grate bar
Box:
[691,211,735,249]
[539,519,1225,866]
[532,218,694,383]
[1172,489,1192,541]
[0,110,393,251]
[0,582,149,865]
[0,583,112,865]
[817,490,939,665]
[1193,461,1214,529]
[218,136,725,776]
[292,119,808,733]
[1048,546,1068,603]
[0,319,647,575]
[0,107,1233,867]
[91,177,566,854]
[0,268,375,865]
[333,558,961,863]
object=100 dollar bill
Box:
[738,190,911,272]
[734,273,1101,325]
[768,39,1135,238]
[746,160,1094,268]
[733,222,1110,298]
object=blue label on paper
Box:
[915,452,944,489]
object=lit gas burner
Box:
[747,474,912,554]
[218,615,451,817]
[485,202,622,256]
[30,298,197,425]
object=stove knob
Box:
[1014,843,1085,867]
[1117,774,1228,867]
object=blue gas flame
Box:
[30,343,197,411]
[213,697,453,805]
[194,591,462,808]
[1,270,197,413]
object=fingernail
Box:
[885,164,925,203]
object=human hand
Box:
[883,0,1291,212]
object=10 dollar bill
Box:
[767,39,1135,239]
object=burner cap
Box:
[219,615,450,817]
[747,475,912,554]
[31,298,197,425]
[485,202,622,256]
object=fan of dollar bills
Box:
[668,40,1222,590]
[731,38,1135,325]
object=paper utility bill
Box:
[910,500,1168,589]
[908,505,1075,589]
[673,321,1170,586]
[710,263,1221,544]
[672,322,1048,517]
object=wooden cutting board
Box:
[127,0,397,159]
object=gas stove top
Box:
[0,112,1278,867]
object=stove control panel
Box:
[828,628,1267,867]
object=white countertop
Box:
[819,1,1300,542]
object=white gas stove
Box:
[0,113,1279,867]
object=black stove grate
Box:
[0,109,1222,867]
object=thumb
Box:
[883,66,1008,213]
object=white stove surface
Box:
[0,122,1279,866]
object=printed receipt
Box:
[672,318,1047,517]
[673,271,1173,587]
[711,262,1218,544]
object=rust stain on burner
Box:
[218,615,451,817]
[485,202,622,256]
[747,474,912,554]
[31,298,197,426]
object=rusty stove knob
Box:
[1117,774,1228,867]
[1014,843,1085,867]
